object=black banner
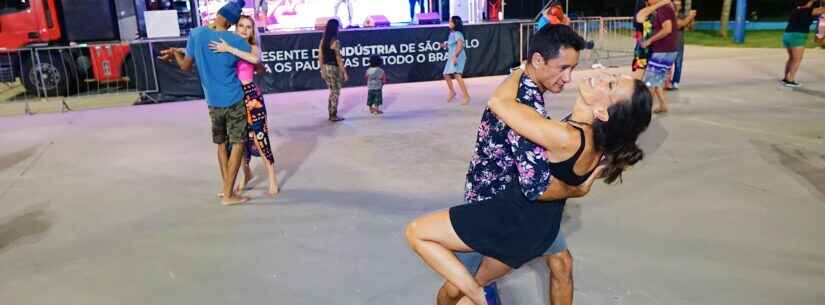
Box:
[147,22,521,99]
[256,22,521,93]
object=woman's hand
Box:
[641,39,651,49]
[209,39,233,53]
[341,71,349,82]
[451,55,458,65]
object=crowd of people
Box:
[153,1,822,304]
[633,0,824,93]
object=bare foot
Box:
[217,192,224,198]
[446,91,456,102]
[461,96,470,105]
[268,185,280,197]
[222,195,249,206]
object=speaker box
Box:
[415,12,441,25]
[363,15,390,28]
[59,0,118,42]
[315,17,339,30]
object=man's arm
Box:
[636,0,670,23]
[677,10,697,28]
[159,48,194,71]
[643,19,673,48]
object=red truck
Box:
[0,0,135,96]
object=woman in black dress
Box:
[405,73,653,305]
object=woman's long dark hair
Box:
[321,19,340,49]
[450,16,464,34]
[592,79,653,184]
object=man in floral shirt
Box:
[439,25,588,305]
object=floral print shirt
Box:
[464,73,551,203]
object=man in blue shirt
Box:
[160,0,252,205]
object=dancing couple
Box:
[406,24,654,305]
[160,0,279,205]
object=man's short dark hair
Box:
[528,24,586,64]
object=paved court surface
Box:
[1,46,824,305]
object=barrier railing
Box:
[0,41,159,116]
[569,17,635,67]
[519,17,635,69]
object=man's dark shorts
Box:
[208,100,246,145]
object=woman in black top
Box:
[405,73,653,305]
[782,0,825,88]
[319,19,349,121]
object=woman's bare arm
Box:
[488,95,570,150]
[318,41,325,66]
[333,40,348,81]
[210,39,261,64]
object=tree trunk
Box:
[685,0,693,31]
[720,0,733,37]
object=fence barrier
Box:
[3,18,636,116]
[0,41,159,116]
[519,17,635,69]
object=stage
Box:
[1,45,824,304]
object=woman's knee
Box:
[405,211,449,244]
[441,281,462,298]
[404,220,422,245]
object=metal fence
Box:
[0,41,159,116]
[2,19,637,116]
[519,17,635,69]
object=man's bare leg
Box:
[546,250,574,305]
[216,144,229,197]
[222,143,248,205]
[652,86,668,113]
[438,256,511,305]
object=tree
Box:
[720,0,733,37]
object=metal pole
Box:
[501,0,504,20]
[734,0,747,43]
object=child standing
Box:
[365,55,387,116]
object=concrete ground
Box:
[1,45,824,305]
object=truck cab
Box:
[0,0,133,96]
[0,0,62,50]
